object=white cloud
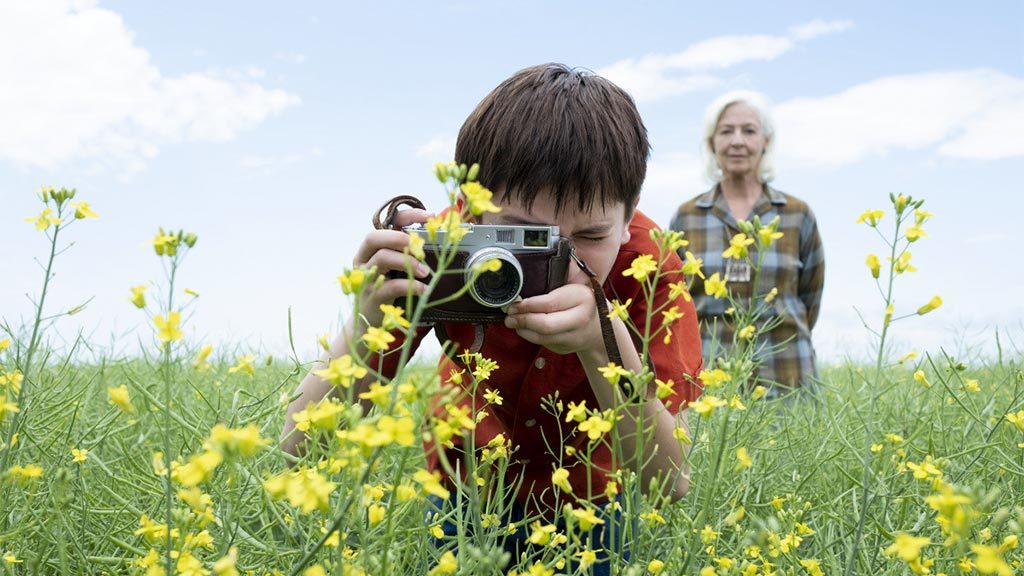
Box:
[789,19,854,40]
[415,134,457,160]
[774,69,1024,165]
[0,0,299,171]
[598,19,852,102]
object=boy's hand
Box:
[503,280,605,357]
[352,208,433,326]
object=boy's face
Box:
[479,190,634,287]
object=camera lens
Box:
[466,248,523,308]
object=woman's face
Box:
[711,102,768,180]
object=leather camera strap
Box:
[373,195,427,230]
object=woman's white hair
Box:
[702,90,776,183]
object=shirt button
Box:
[534,357,546,369]
[524,419,537,428]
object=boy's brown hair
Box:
[455,63,650,220]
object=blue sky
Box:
[2,1,1022,364]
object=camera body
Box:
[395,223,572,323]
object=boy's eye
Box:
[575,236,606,242]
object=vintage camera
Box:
[395,223,572,323]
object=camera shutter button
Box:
[534,357,546,369]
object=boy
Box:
[282,63,703,569]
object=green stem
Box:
[844,215,903,576]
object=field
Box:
[1,185,1022,575]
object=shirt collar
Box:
[695,183,787,210]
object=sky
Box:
[2,0,1022,366]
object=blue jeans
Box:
[426,494,630,576]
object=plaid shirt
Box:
[669,184,824,391]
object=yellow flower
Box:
[764,287,778,303]
[915,209,934,224]
[1006,410,1024,433]
[913,370,930,388]
[700,525,719,544]
[970,543,1013,576]
[597,362,630,387]
[905,224,927,242]
[564,400,588,423]
[70,201,99,219]
[6,464,43,484]
[213,546,238,576]
[362,327,396,352]
[885,533,929,562]
[917,295,942,315]
[907,456,942,480]
[304,566,327,576]
[107,385,134,413]
[607,298,632,321]
[71,448,88,463]
[228,354,255,376]
[314,354,367,388]
[622,254,658,282]
[379,304,411,330]
[292,400,344,433]
[722,233,754,260]
[800,558,824,576]
[578,411,615,441]
[737,325,756,340]
[673,426,692,445]
[551,468,573,493]
[757,227,783,248]
[576,549,598,571]
[525,561,554,576]
[640,510,666,525]
[893,193,909,213]
[892,252,917,274]
[413,469,450,500]
[460,182,501,216]
[866,254,880,279]
[152,452,168,477]
[337,268,367,295]
[3,552,22,565]
[172,449,223,487]
[263,467,336,513]
[151,232,179,256]
[129,285,147,308]
[856,209,884,227]
[689,395,726,418]
[655,378,675,400]
[661,305,684,327]
[0,338,8,352]
[961,378,980,393]
[871,443,883,453]
[898,350,918,364]
[699,369,731,389]
[153,311,183,343]
[648,559,665,574]
[735,447,752,471]
[483,388,503,405]
[193,344,213,370]
[25,208,62,231]
[429,551,458,576]
[184,288,200,298]
[681,251,705,279]
[569,505,604,531]
[704,273,728,299]
[367,503,386,526]
[751,385,768,400]
[206,423,267,457]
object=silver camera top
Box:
[403,223,561,250]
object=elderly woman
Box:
[669,91,824,394]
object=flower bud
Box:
[183,233,198,248]
[466,163,480,182]
[866,254,880,279]
[434,162,448,184]
[458,163,468,182]
[893,193,909,214]
[916,295,942,316]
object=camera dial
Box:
[465,247,524,308]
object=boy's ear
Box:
[620,198,639,245]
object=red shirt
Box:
[379,210,703,510]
